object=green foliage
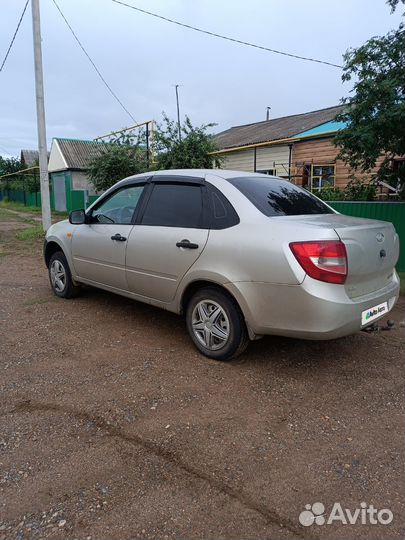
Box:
[86,114,223,191]
[334,10,405,198]
[87,142,148,192]
[317,178,376,201]
[317,187,345,201]
[0,156,38,192]
[344,178,377,200]
[0,156,22,176]
[0,200,41,214]
[15,225,44,241]
[154,114,223,170]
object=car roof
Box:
[122,169,273,182]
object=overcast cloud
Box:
[0,0,402,157]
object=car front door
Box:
[71,183,146,291]
[125,179,209,302]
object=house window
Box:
[257,169,275,176]
[310,164,335,192]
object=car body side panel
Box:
[71,223,134,290]
[45,220,76,276]
[125,225,209,302]
[180,221,339,287]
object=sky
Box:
[0,0,402,157]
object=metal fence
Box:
[0,188,99,212]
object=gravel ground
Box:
[0,208,404,540]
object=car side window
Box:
[92,185,145,224]
[141,184,203,228]
[207,186,240,229]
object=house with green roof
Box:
[48,137,106,211]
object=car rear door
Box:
[125,177,209,302]
[71,183,146,290]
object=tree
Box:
[154,114,223,170]
[0,156,22,177]
[386,0,404,12]
[334,1,405,196]
[87,140,147,192]
[0,156,27,193]
[87,114,222,192]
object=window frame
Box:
[88,178,150,225]
[137,176,210,229]
[310,163,336,193]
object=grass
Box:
[0,200,42,214]
[15,225,45,241]
[0,200,68,219]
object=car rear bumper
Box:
[226,271,400,340]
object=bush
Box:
[344,178,376,200]
[87,143,147,192]
[317,187,345,201]
[317,178,377,201]
[154,114,223,170]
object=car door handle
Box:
[111,233,127,242]
[176,239,199,249]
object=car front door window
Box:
[92,185,145,224]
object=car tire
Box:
[48,251,80,299]
[186,287,249,361]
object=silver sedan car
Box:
[44,170,400,360]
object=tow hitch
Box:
[362,320,396,333]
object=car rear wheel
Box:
[48,251,80,299]
[186,287,249,361]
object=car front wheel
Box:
[48,251,80,299]
[186,287,249,361]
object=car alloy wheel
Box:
[186,287,249,361]
[48,251,80,299]
[50,259,67,293]
[191,299,230,351]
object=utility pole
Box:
[174,84,181,142]
[31,0,51,231]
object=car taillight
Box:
[289,240,348,284]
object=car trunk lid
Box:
[332,217,399,298]
[281,214,399,298]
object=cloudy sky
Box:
[0,0,402,157]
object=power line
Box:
[51,0,137,123]
[111,0,343,69]
[0,0,29,74]
[0,144,13,156]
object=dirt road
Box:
[0,208,404,539]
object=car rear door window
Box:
[141,183,203,228]
[228,176,334,216]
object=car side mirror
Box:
[69,209,87,225]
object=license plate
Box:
[361,301,388,326]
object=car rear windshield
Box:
[228,176,334,216]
